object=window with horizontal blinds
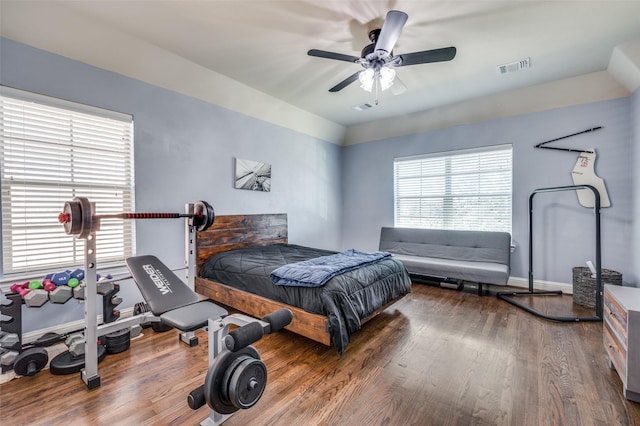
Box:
[394,144,512,233]
[1,87,135,277]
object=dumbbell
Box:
[0,333,20,351]
[97,280,115,295]
[28,280,43,290]
[69,269,85,281]
[73,284,86,300]
[0,349,19,367]
[97,273,113,281]
[65,333,85,357]
[49,286,72,304]
[12,287,32,299]
[42,279,56,292]
[24,289,49,307]
[45,271,70,286]
[9,282,28,294]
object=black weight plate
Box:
[194,200,215,232]
[13,348,48,376]
[204,346,260,415]
[106,339,130,354]
[151,322,173,332]
[50,344,107,375]
[220,355,251,401]
[76,197,93,239]
[104,328,130,344]
[62,200,82,236]
[104,329,131,354]
[228,357,267,409]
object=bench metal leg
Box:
[81,230,100,389]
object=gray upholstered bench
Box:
[379,227,511,295]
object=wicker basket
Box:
[572,267,622,308]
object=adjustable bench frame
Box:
[60,198,293,426]
[78,202,208,389]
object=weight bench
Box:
[127,255,293,426]
[126,255,228,346]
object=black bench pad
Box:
[126,254,202,315]
[160,302,228,331]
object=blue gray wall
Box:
[342,98,636,287]
[633,87,640,286]
[0,38,342,332]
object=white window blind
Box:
[1,87,135,277]
[394,144,512,233]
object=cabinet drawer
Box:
[604,321,627,380]
[605,292,628,340]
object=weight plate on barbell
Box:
[204,346,260,415]
[194,200,215,232]
[76,197,93,239]
[228,356,267,409]
[62,199,83,236]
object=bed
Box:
[194,214,411,353]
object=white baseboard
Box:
[507,276,573,294]
[22,307,135,345]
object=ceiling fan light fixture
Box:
[379,66,396,91]
[358,68,375,92]
[358,67,396,93]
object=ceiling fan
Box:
[308,10,456,104]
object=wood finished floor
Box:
[1,284,639,426]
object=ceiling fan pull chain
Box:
[374,75,380,105]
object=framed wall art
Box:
[234,158,272,192]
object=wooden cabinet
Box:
[603,284,640,402]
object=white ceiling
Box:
[2,1,640,143]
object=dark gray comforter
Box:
[199,244,411,353]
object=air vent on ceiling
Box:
[354,103,374,111]
[496,57,530,75]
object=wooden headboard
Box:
[195,213,287,271]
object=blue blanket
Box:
[270,249,391,287]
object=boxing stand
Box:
[497,184,603,321]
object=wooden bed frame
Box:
[194,213,401,347]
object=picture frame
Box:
[234,158,272,192]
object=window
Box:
[1,86,135,278]
[394,144,512,233]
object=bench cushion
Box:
[126,255,200,315]
[391,254,510,285]
[160,302,228,331]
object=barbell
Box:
[58,197,215,238]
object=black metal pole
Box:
[497,184,603,322]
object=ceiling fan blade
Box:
[329,71,360,92]
[308,49,361,63]
[396,47,457,66]
[375,10,408,55]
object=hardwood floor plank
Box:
[1,285,639,425]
